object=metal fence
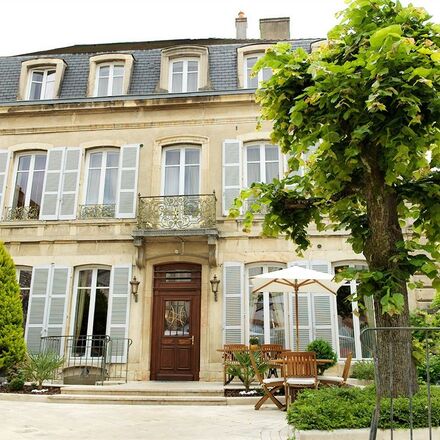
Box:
[40,334,132,385]
[364,327,440,440]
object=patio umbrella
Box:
[251,266,342,351]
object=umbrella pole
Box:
[294,284,299,351]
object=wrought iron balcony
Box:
[137,193,216,231]
[4,206,40,221]
[79,204,116,219]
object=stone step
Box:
[49,394,229,405]
[60,386,223,397]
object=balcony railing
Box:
[4,206,40,221]
[137,193,216,230]
[79,204,116,219]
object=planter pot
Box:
[294,427,440,439]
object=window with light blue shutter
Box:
[222,140,242,215]
[108,266,131,362]
[59,149,81,220]
[116,145,139,218]
[40,149,64,220]
[223,263,244,344]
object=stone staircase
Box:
[47,382,256,406]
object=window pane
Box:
[13,171,29,208]
[188,61,198,72]
[29,81,42,100]
[269,292,285,345]
[29,170,45,209]
[18,155,31,171]
[97,77,109,96]
[184,165,199,195]
[90,152,102,168]
[172,72,183,93]
[265,162,279,182]
[187,72,198,92]
[73,288,90,356]
[249,292,264,344]
[246,57,258,69]
[78,270,93,288]
[247,147,260,162]
[265,146,279,161]
[112,76,123,95]
[337,285,356,358]
[165,150,180,166]
[164,300,190,336]
[172,61,183,73]
[92,288,109,338]
[262,67,272,81]
[103,168,118,204]
[97,269,111,287]
[164,167,179,195]
[99,66,110,77]
[113,65,125,77]
[247,163,260,184]
[86,169,101,204]
[185,149,200,165]
[106,151,119,167]
[34,155,47,171]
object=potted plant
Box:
[307,339,337,375]
[249,336,260,350]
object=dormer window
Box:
[87,54,134,97]
[159,46,209,93]
[244,54,272,89]
[28,68,56,100]
[18,58,66,101]
[95,63,124,96]
[170,59,199,93]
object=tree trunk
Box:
[362,147,418,398]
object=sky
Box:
[1,0,440,56]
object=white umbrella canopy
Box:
[251,265,344,350]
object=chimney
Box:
[259,17,290,40]
[235,11,247,39]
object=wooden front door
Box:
[151,263,201,381]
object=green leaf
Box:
[370,25,402,49]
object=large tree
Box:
[233,0,440,397]
[0,243,26,374]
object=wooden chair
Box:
[260,344,284,378]
[283,351,318,407]
[222,344,248,385]
[318,352,352,387]
[249,348,285,410]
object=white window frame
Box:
[168,58,200,93]
[245,263,288,346]
[161,145,201,196]
[94,63,125,97]
[70,266,112,359]
[26,68,56,100]
[83,148,120,207]
[243,53,272,89]
[243,143,283,187]
[10,151,47,210]
[332,261,371,360]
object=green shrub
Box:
[417,355,440,385]
[306,339,337,374]
[287,385,440,430]
[23,351,64,389]
[351,360,375,381]
[8,376,25,391]
[0,244,26,373]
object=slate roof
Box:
[0,38,321,103]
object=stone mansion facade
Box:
[0,15,434,381]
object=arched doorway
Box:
[150,263,201,381]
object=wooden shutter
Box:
[40,148,64,220]
[26,267,50,353]
[222,140,242,215]
[59,148,81,220]
[0,151,10,218]
[108,265,131,363]
[46,267,70,355]
[116,144,140,218]
[223,262,244,344]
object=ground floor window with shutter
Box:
[72,267,111,357]
[334,263,374,359]
[247,264,287,346]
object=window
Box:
[158,46,209,92]
[94,63,124,96]
[18,58,66,101]
[334,263,374,359]
[87,54,134,97]
[169,59,199,93]
[11,153,47,219]
[248,264,286,346]
[72,268,111,357]
[16,267,32,329]
[162,146,200,195]
[244,54,272,89]
[84,149,120,216]
[244,143,281,186]
[27,69,56,100]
